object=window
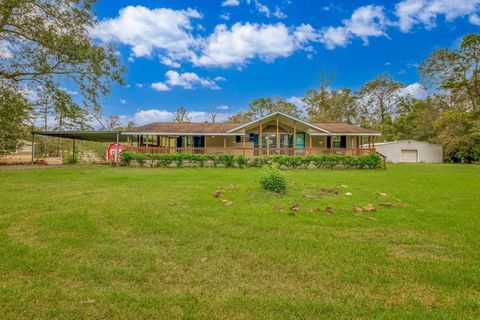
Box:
[332,136,347,148]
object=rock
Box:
[380,202,394,208]
[353,206,363,213]
[345,192,352,196]
[377,192,388,197]
[289,204,300,212]
[325,206,334,215]
[222,199,233,206]
[365,203,376,212]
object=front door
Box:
[295,132,305,155]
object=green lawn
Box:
[0,164,479,319]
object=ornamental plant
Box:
[259,164,287,194]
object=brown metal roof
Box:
[312,123,379,134]
[130,120,378,135]
[131,122,242,133]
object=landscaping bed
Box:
[121,151,383,169]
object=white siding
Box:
[374,140,443,163]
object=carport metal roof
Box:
[32,131,128,142]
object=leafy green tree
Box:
[434,111,480,162]
[420,33,480,111]
[0,85,31,155]
[358,73,405,126]
[174,107,191,123]
[228,96,302,122]
[302,70,336,122]
[0,0,124,148]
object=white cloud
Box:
[287,96,308,113]
[221,0,240,7]
[217,104,229,110]
[151,82,171,91]
[219,12,230,20]
[320,5,388,49]
[90,6,201,61]
[124,109,232,125]
[165,70,220,89]
[195,22,305,67]
[214,76,227,81]
[469,14,480,25]
[151,71,223,91]
[160,56,181,68]
[136,83,144,88]
[0,42,13,59]
[395,0,480,32]
[399,83,428,99]
[320,26,350,49]
[120,99,126,104]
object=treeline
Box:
[228,34,480,163]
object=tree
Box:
[302,70,336,122]
[0,0,124,139]
[227,111,254,123]
[328,88,358,124]
[420,33,480,111]
[228,96,302,122]
[0,84,31,155]
[434,111,480,162]
[358,73,404,127]
[174,107,191,123]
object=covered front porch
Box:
[124,113,379,157]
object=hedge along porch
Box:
[123,112,381,158]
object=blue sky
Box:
[89,0,480,124]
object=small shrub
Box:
[64,154,78,164]
[236,155,247,168]
[120,151,133,166]
[259,164,287,193]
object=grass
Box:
[0,164,479,319]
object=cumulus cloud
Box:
[221,0,240,7]
[395,0,480,32]
[151,71,223,90]
[320,5,388,49]
[399,83,428,99]
[287,96,308,113]
[151,82,171,91]
[195,22,314,67]
[90,6,201,61]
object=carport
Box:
[31,131,128,164]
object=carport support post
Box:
[31,133,35,164]
[116,132,120,164]
[72,139,76,162]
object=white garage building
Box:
[370,140,443,163]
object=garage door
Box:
[401,150,418,163]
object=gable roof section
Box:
[311,123,380,135]
[227,112,330,133]
[128,122,241,135]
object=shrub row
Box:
[121,152,383,169]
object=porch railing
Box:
[124,146,376,157]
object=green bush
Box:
[64,154,78,164]
[119,151,383,170]
[259,164,287,193]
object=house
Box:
[368,140,443,163]
[123,112,380,157]
[33,112,381,162]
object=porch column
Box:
[293,121,296,153]
[31,132,35,164]
[259,122,263,149]
[276,114,280,150]
[309,134,312,154]
[223,136,226,149]
[116,132,120,164]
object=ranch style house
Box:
[34,112,381,162]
